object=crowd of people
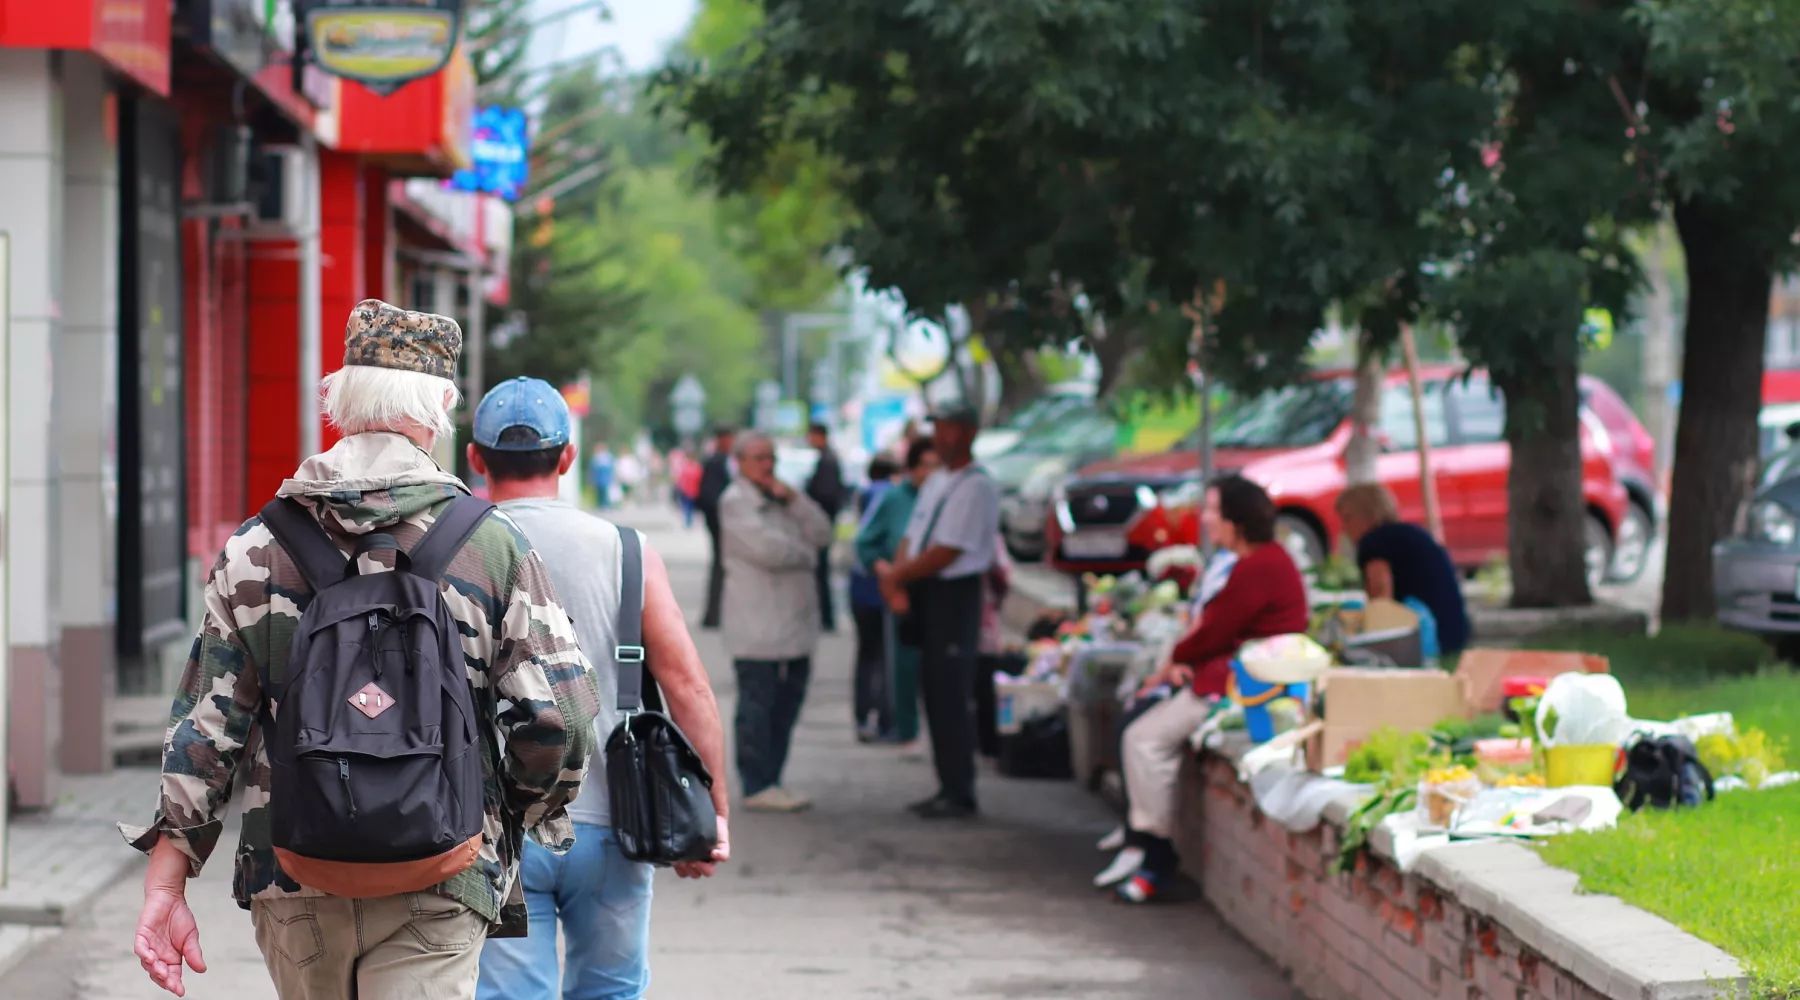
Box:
[123,299,1475,1000]
[690,407,1009,820]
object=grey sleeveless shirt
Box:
[498,498,634,829]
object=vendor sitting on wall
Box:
[1110,476,1309,903]
[1334,484,1470,657]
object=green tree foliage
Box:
[489,63,771,440]
[1634,0,1800,621]
[662,0,1646,605]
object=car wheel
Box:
[1604,501,1653,584]
[1584,514,1613,592]
[1276,515,1326,576]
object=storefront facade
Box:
[0,0,495,814]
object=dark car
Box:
[991,409,1120,561]
[1714,473,1800,654]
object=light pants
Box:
[252,892,487,1000]
[476,825,655,1000]
[1122,688,1218,838]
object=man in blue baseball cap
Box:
[467,377,731,1000]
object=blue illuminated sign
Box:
[450,105,529,200]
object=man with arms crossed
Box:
[468,378,731,1000]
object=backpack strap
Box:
[408,496,497,582]
[614,523,649,713]
[258,498,350,593]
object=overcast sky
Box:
[527,0,698,74]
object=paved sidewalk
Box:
[0,503,1300,999]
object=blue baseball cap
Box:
[474,377,572,451]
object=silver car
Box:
[1714,475,1800,647]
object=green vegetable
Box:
[1343,726,1434,785]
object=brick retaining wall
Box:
[1173,752,1746,1000]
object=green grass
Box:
[1540,784,1800,998]
[1529,624,1800,997]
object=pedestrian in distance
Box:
[464,377,731,1000]
[124,300,602,1000]
[697,426,737,629]
[805,422,848,632]
[848,453,901,743]
[877,404,1003,820]
[854,437,941,753]
[591,443,616,509]
[720,432,835,812]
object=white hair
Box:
[320,365,461,440]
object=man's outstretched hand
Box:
[135,885,205,996]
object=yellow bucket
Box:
[1544,744,1618,788]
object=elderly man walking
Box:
[720,433,834,812]
[122,301,601,1000]
[465,377,732,1000]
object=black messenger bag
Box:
[604,524,719,866]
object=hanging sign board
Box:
[450,106,529,200]
[298,0,463,96]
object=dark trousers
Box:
[733,657,811,797]
[917,575,984,807]
[703,514,724,628]
[852,604,889,734]
[815,548,836,631]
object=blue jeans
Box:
[476,824,654,1000]
[734,657,811,797]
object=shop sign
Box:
[299,0,464,96]
[118,94,188,657]
[450,106,529,201]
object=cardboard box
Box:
[1452,649,1610,716]
[1307,668,1467,769]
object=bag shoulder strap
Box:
[258,498,349,593]
[408,496,497,582]
[614,523,649,712]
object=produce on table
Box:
[1696,726,1788,791]
[1495,772,1547,788]
[1420,765,1482,827]
[1343,726,1434,785]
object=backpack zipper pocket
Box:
[338,758,357,821]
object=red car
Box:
[1046,367,1638,586]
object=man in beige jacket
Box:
[719,433,835,812]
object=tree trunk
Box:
[992,346,1045,424]
[1496,352,1592,608]
[1660,201,1772,623]
[1343,329,1384,486]
[1400,324,1444,542]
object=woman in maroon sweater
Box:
[1110,476,1309,903]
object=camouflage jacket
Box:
[121,432,601,935]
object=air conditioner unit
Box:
[250,146,309,233]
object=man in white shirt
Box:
[877,404,1002,819]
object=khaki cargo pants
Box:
[252,892,488,1000]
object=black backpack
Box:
[1615,734,1715,812]
[257,495,493,898]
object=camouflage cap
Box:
[342,299,463,380]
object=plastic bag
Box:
[1238,633,1333,685]
[1534,672,1630,748]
